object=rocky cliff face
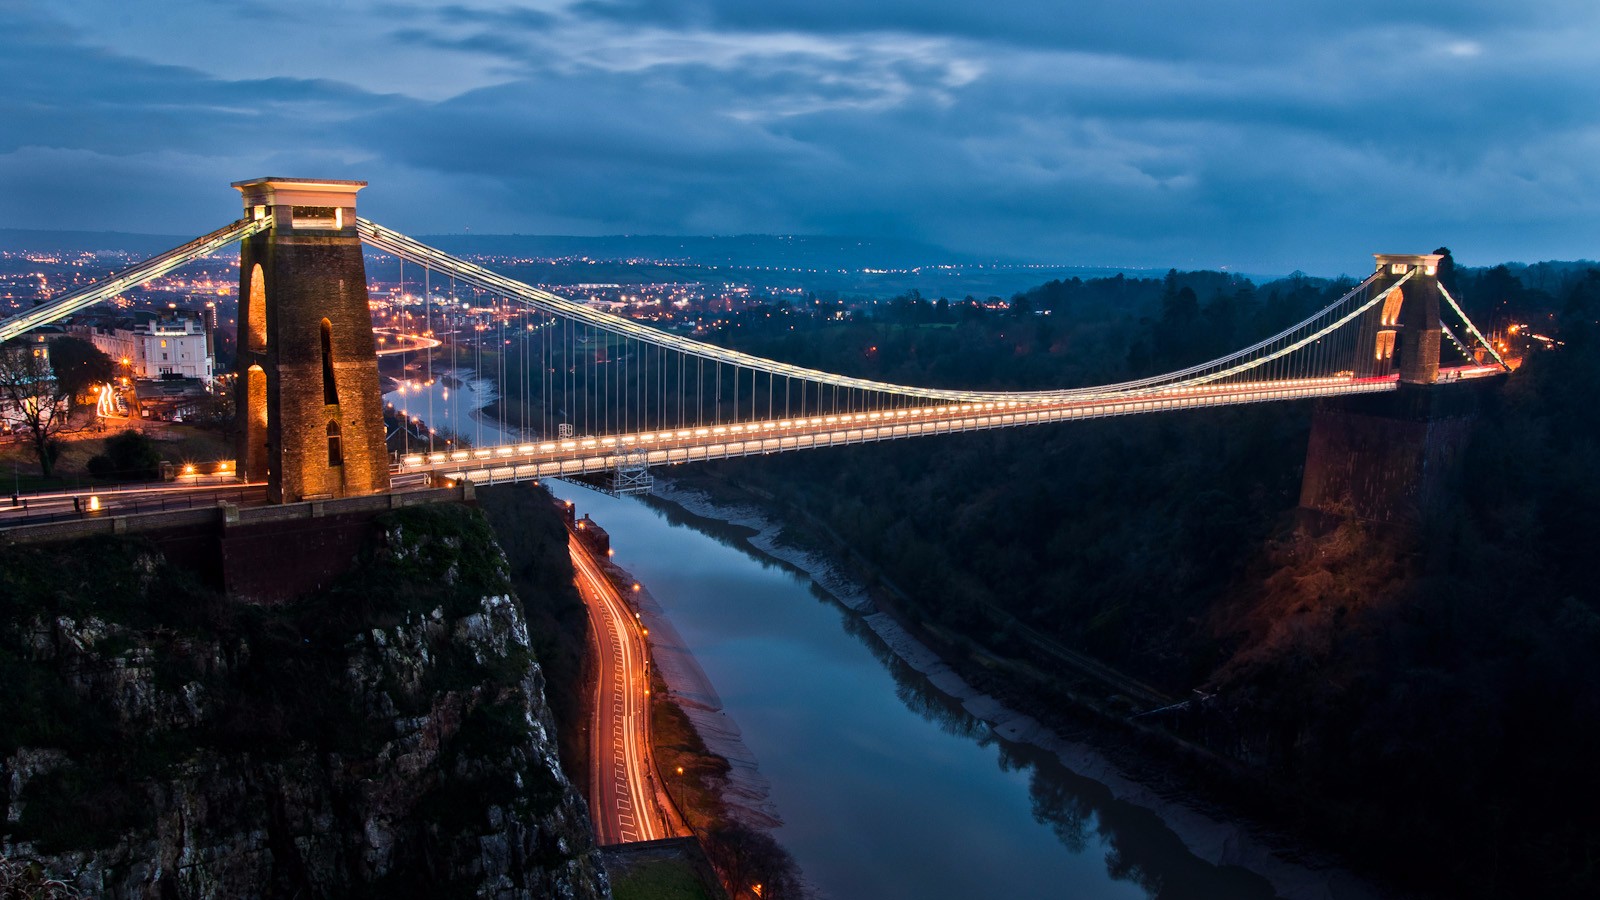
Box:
[0,504,610,900]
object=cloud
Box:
[3,0,1600,273]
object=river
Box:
[543,477,1298,900]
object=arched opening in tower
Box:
[320,318,339,406]
[247,264,267,352]
[1380,285,1405,327]
[326,420,343,467]
[1375,330,1397,361]
[247,364,267,432]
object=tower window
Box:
[292,205,342,229]
[327,420,343,467]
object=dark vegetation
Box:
[1202,269,1600,898]
[86,429,162,480]
[42,337,114,403]
[672,259,1600,898]
[609,859,715,900]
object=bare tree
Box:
[703,822,800,900]
[0,340,73,477]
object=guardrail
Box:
[0,483,475,545]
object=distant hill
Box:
[0,228,193,256]
[0,227,1157,272]
[0,228,1149,299]
[0,228,1000,269]
[413,233,1003,270]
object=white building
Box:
[75,311,214,384]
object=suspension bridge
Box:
[0,178,1508,507]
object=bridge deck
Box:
[396,369,1495,487]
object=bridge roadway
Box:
[400,367,1502,487]
[0,479,269,526]
[0,367,1500,527]
[570,528,672,845]
[0,472,441,528]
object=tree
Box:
[186,391,234,429]
[702,822,799,899]
[0,339,73,477]
[1154,284,1201,365]
[1432,246,1459,297]
[87,430,162,481]
[46,337,115,406]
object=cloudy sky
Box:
[2,0,1597,274]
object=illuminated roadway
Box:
[570,529,670,845]
[0,470,438,528]
[0,478,268,525]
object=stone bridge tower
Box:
[1300,252,1475,525]
[233,178,390,503]
[1355,253,1443,385]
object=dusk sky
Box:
[3,0,1598,275]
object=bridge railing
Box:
[0,482,474,544]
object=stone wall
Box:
[1299,382,1480,524]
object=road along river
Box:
[568,530,673,845]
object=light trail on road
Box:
[373,327,443,356]
[570,530,669,845]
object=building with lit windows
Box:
[72,309,214,384]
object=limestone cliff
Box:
[0,503,610,900]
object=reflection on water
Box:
[543,478,1276,900]
[842,613,1276,900]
